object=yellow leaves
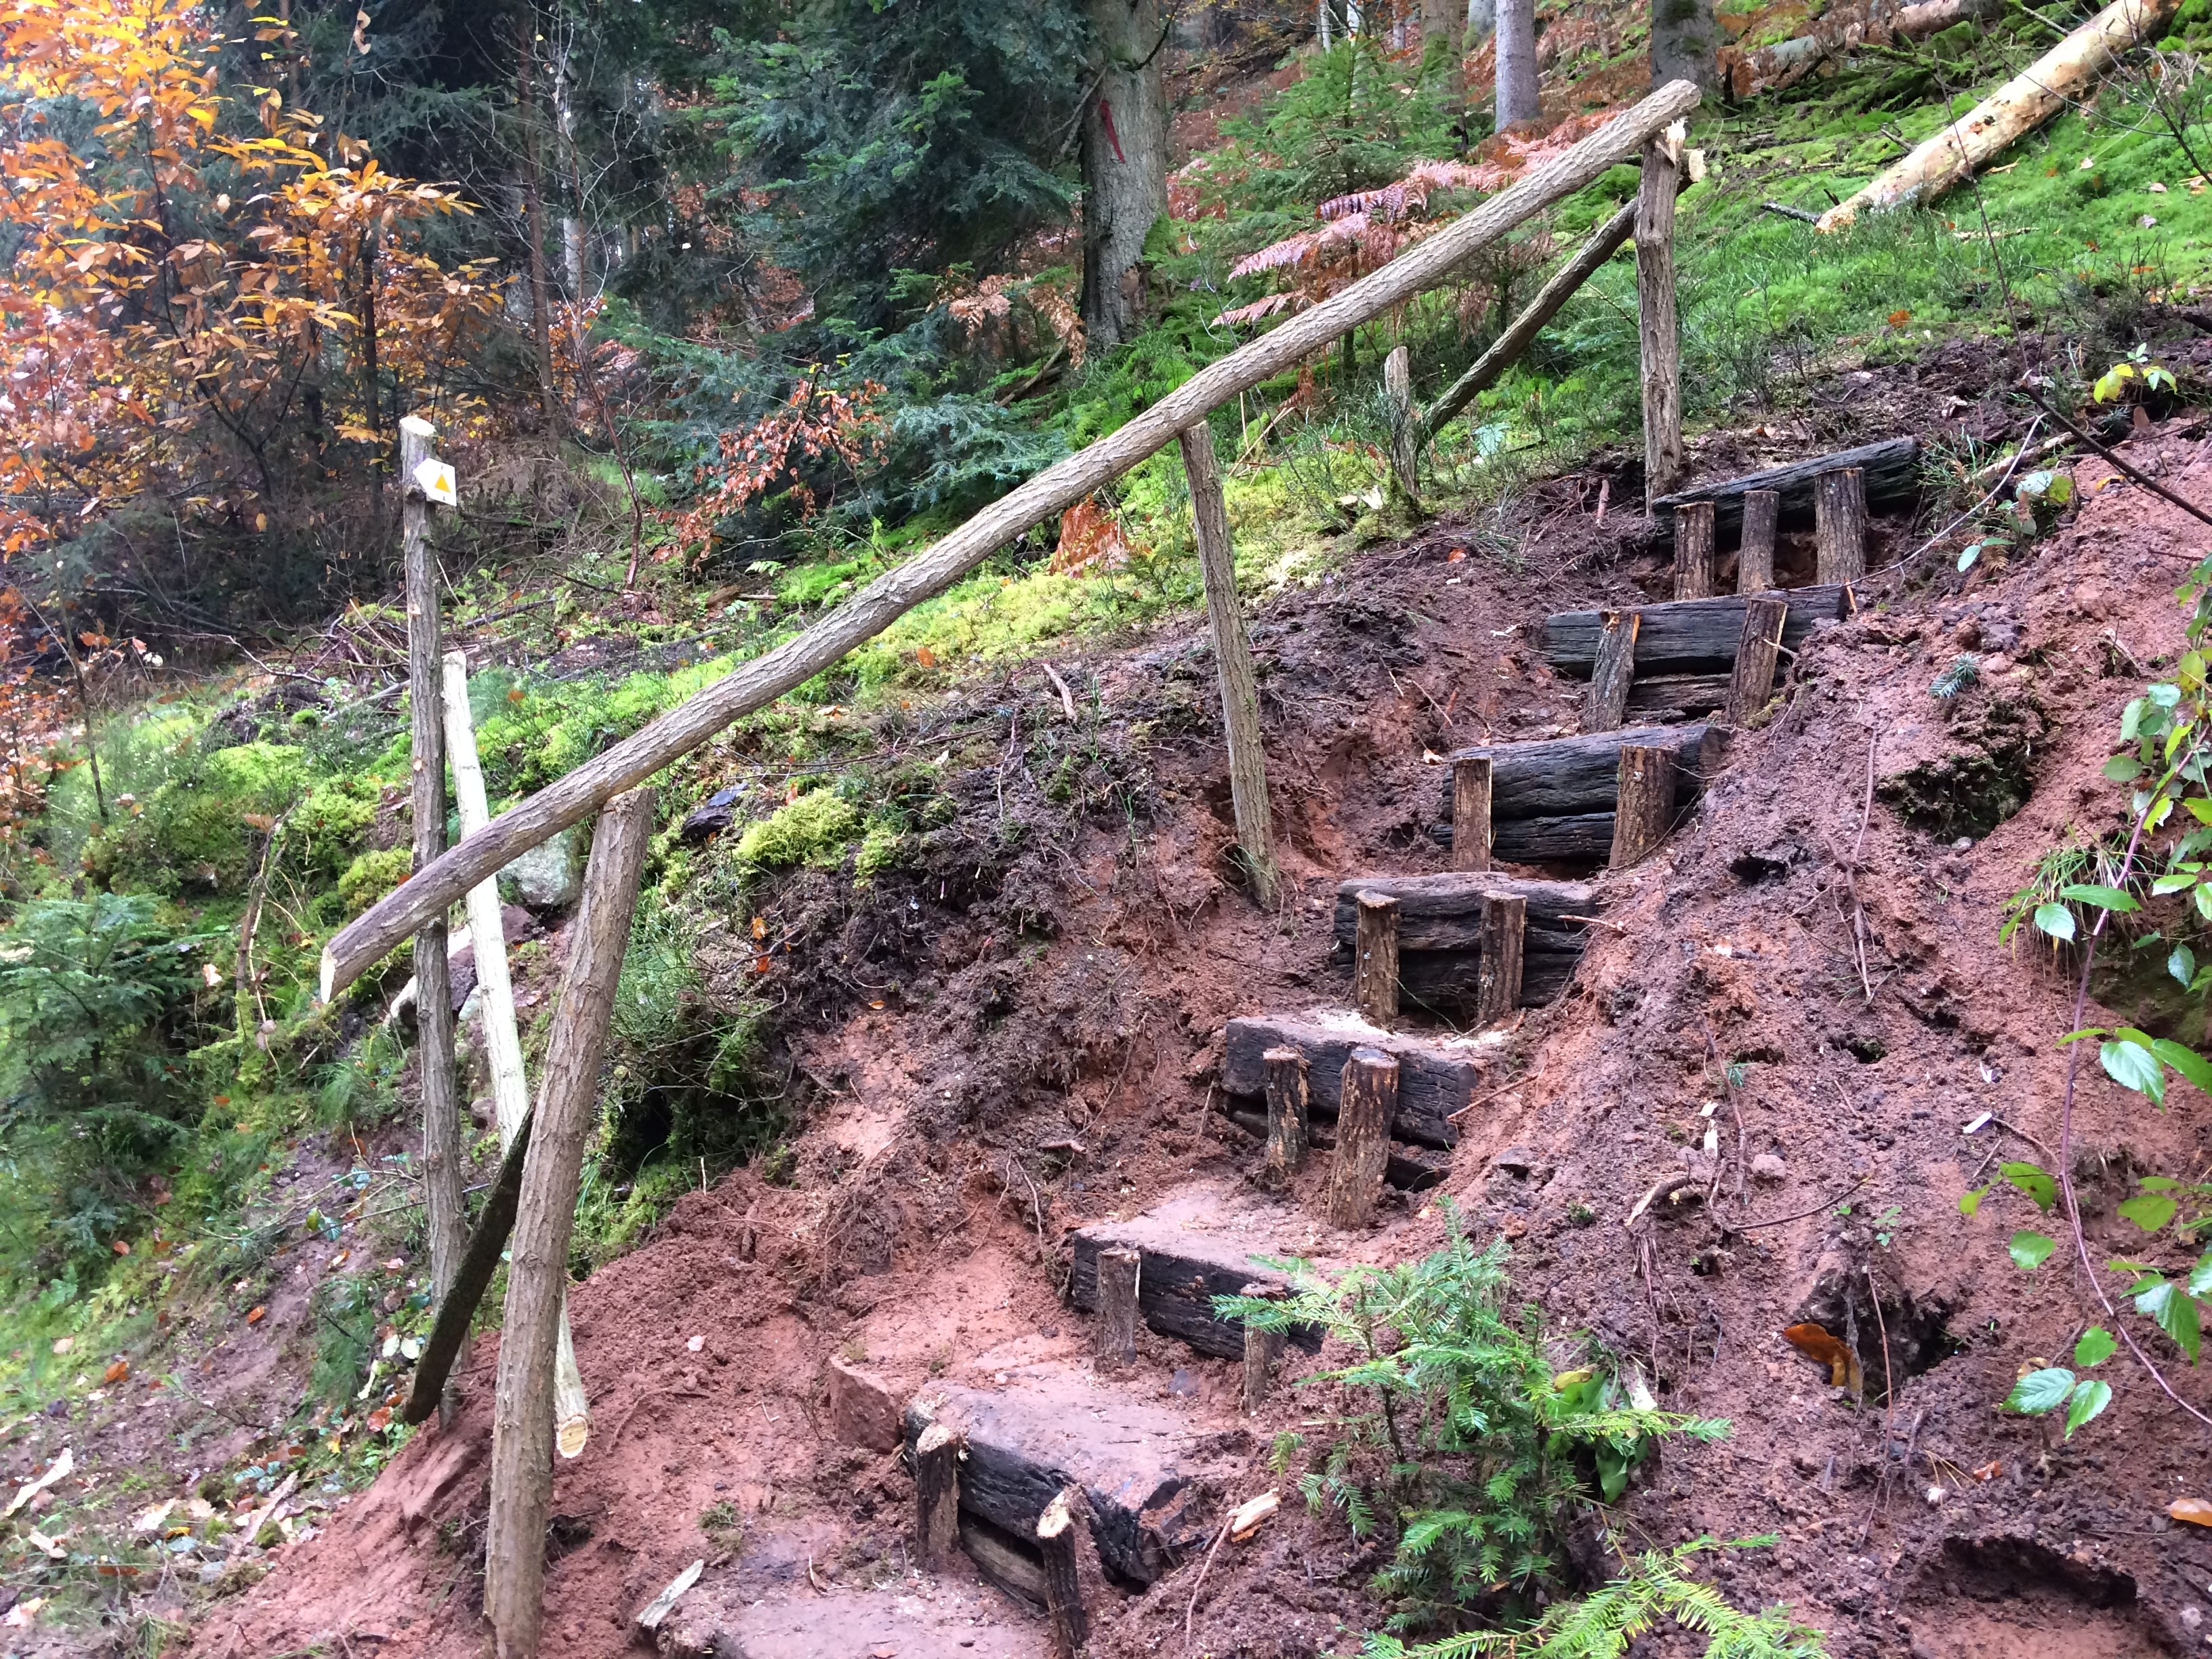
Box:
[2173,1497,2212,1528]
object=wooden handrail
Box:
[321,78,1704,1000]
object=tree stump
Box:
[1815,466,1867,584]
[1262,1045,1309,1187]
[1038,1486,1109,1659]
[1724,594,1789,726]
[1636,129,1685,507]
[1673,499,1716,599]
[1585,609,1639,732]
[1095,1246,1140,1366]
[1451,756,1493,872]
[915,1422,962,1572]
[1353,890,1401,1027]
[1738,487,1780,593]
[1384,343,1422,514]
[1241,1283,1287,1414]
[1609,745,1677,867]
[1475,893,1526,1027]
[1328,1047,1397,1229]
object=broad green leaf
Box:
[1959,1187,1986,1218]
[2152,682,2185,709]
[2119,1193,2179,1234]
[2134,1278,2203,1364]
[2154,873,2197,897]
[2009,1229,2057,1270]
[2003,1162,2057,1212]
[2062,884,2141,913]
[2034,903,2076,943]
[2100,1038,2166,1103]
[2198,882,2212,923]
[2187,798,2212,826]
[2064,1378,2112,1437]
[2074,1327,2118,1368]
[2102,754,2144,783]
[2005,1367,2075,1414]
[2056,1027,2106,1046]
[2152,1038,2212,1098]
[2190,1250,2212,1300]
[1957,542,1982,573]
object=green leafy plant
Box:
[2003,1327,2118,1438]
[2091,346,2178,405]
[1929,655,1980,700]
[1217,1211,1728,1632]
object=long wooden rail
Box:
[321,79,1704,1000]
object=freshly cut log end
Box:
[1353,891,1401,1027]
[1328,1046,1398,1230]
[1673,501,1716,600]
[556,1414,588,1459]
[1814,467,1868,586]
[1610,745,1678,868]
[1451,756,1494,871]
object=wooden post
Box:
[1673,500,1716,600]
[1261,1045,1309,1187]
[1814,466,1867,584]
[1384,342,1422,514]
[1353,890,1401,1027]
[402,415,467,1305]
[1738,487,1780,593]
[1475,893,1525,1026]
[1179,420,1278,907]
[1584,610,1639,732]
[1095,1246,1140,1366]
[1038,1486,1107,1659]
[1724,595,1789,726]
[400,1110,533,1426]
[1328,1047,1397,1229]
[485,788,655,1659]
[1451,756,1492,872]
[1636,125,1686,509]
[444,651,588,1457]
[1609,745,1677,868]
[915,1422,962,1571]
[1240,1283,1286,1414]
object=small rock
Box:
[499,825,586,909]
[1492,1146,1539,1177]
[467,1097,495,1130]
[1751,1153,1789,1183]
[678,785,745,846]
[823,1357,903,1451]
[1951,837,1973,852]
[1168,1368,1197,1397]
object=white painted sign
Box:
[413,457,457,506]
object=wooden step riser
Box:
[1068,1230,1325,1361]
[1544,587,1847,678]
[1442,722,1723,823]
[1645,436,1919,548]
[1222,1016,1473,1148]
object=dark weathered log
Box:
[1095,1246,1139,1366]
[1428,812,1619,865]
[1439,723,1724,824]
[1637,134,1685,506]
[904,1382,1213,1584]
[1610,746,1677,867]
[1332,872,1596,947]
[916,1422,963,1572]
[1585,611,1639,733]
[1389,949,1579,1013]
[1222,1015,1475,1148]
[960,1514,1047,1605]
[1625,672,1732,720]
[1039,1486,1108,1659]
[322,83,1710,1001]
[1738,488,1780,592]
[1070,1217,1321,1359]
[401,1110,532,1427]
[1221,1103,1450,1192]
[1263,1045,1309,1186]
[1673,500,1716,600]
[1451,755,1493,872]
[1544,590,1845,678]
[1725,594,1789,726]
[1329,1048,1397,1229]
[1816,466,1868,585]
[1353,891,1401,1027]
[1648,438,1918,548]
[1475,894,1526,1026]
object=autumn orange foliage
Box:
[661,380,886,566]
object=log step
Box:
[1069,1214,1324,1361]
[1218,1104,1449,1191]
[1645,437,1919,548]
[1222,1011,1478,1148]
[1435,722,1724,836]
[1544,590,1847,680]
[905,1376,1218,1591]
[1330,873,1599,1019]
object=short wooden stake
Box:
[1475,893,1526,1027]
[1673,499,1716,600]
[915,1422,962,1572]
[1609,745,1677,868]
[1584,609,1639,732]
[1353,890,1401,1027]
[1738,487,1780,592]
[1814,466,1867,584]
[1451,756,1493,872]
[1636,127,1685,508]
[1261,1044,1309,1187]
[1328,1046,1397,1230]
[1240,1284,1286,1414]
[1384,342,1422,514]
[1095,1246,1140,1366]
[1724,594,1789,726]
[1180,419,1279,907]
[1038,1486,1107,1659]
[485,788,656,1659]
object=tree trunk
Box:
[1738,488,1779,592]
[1650,0,1721,96]
[484,788,655,1659]
[1467,0,1496,45]
[1495,0,1540,126]
[1081,0,1170,350]
[1319,0,1334,50]
[516,26,562,430]
[1383,344,1421,514]
[551,20,586,300]
[1263,1046,1310,1186]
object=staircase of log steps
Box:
[708,460,1876,1659]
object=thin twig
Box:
[1719,1174,1870,1233]
[1040,661,1080,723]
[1182,1507,1239,1654]
[1860,1266,1896,1547]
[2023,389,2212,535]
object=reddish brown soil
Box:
[185,354,2212,1659]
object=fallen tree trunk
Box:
[320,79,1706,1000]
[1818,0,2179,228]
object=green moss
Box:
[338,847,413,914]
[85,741,312,895]
[853,817,911,884]
[734,789,861,869]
